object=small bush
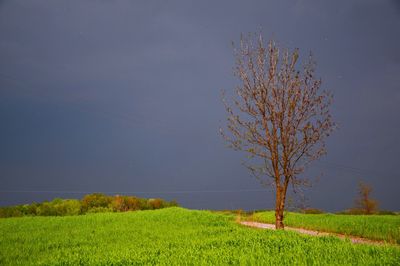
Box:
[0,207,23,218]
[302,208,324,214]
[377,210,397,215]
[23,203,39,216]
[111,195,141,212]
[81,193,112,212]
[167,200,179,208]
[37,202,58,216]
[337,208,367,215]
[148,198,165,209]
[57,199,82,216]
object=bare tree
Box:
[354,181,378,215]
[221,33,335,229]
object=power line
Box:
[1,73,398,181]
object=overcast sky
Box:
[1,0,399,211]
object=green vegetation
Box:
[0,194,178,218]
[337,209,398,215]
[251,211,400,244]
[1,208,399,265]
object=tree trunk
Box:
[275,187,286,229]
[275,207,284,229]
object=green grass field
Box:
[251,211,400,244]
[0,207,399,265]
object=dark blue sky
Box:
[1,0,399,211]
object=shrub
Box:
[37,202,58,216]
[23,203,39,216]
[112,195,141,212]
[377,210,397,215]
[57,199,82,216]
[81,193,112,212]
[337,208,366,215]
[139,198,150,210]
[302,208,324,214]
[0,194,178,218]
[148,198,165,209]
[0,207,23,218]
[34,199,82,216]
[167,200,179,207]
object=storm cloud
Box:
[1,0,399,211]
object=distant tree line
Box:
[291,181,396,215]
[0,193,178,218]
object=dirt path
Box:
[240,221,391,246]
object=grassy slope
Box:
[251,211,400,243]
[0,207,399,265]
